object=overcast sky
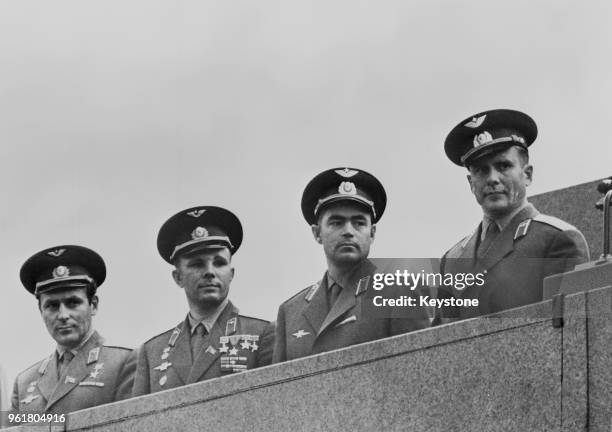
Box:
[1,0,611,404]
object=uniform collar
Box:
[55,328,95,359]
[326,273,343,291]
[481,201,531,240]
[187,297,229,334]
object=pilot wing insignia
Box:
[292,329,310,339]
[335,168,358,178]
[186,209,206,218]
[464,114,486,128]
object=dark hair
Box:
[37,283,98,309]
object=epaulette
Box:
[281,283,319,305]
[304,280,321,302]
[37,354,53,375]
[533,214,578,232]
[456,226,479,249]
[237,314,270,325]
[103,345,133,352]
[16,354,52,378]
[143,324,182,345]
[445,229,475,256]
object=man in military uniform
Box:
[439,109,590,320]
[273,168,430,363]
[132,206,273,396]
[11,245,135,414]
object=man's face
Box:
[312,202,376,266]
[39,287,97,349]
[467,146,533,219]
[172,248,234,311]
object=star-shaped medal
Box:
[229,347,238,356]
[240,340,251,350]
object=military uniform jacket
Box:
[273,259,431,363]
[439,204,590,319]
[132,301,273,396]
[11,332,135,414]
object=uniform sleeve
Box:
[543,229,590,277]
[114,349,137,401]
[256,321,275,367]
[272,305,287,364]
[131,345,151,397]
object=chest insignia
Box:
[21,394,40,404]
[292,329,310,338]
[154,361,172,372]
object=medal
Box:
[161,347,171,360]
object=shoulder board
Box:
[533,214,577,232]
[37,354,53,375]
[459,232,474,249]
[445,229,476,257]
[103,345,133,352]
[237,314,270,325]
[143,325,182,346]
[15,356,47,379]
[281,283,318,305]
[305,281,321,302]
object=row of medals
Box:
[20,363,104,405]
[156,335,260,386]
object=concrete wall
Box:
[7,287,612,431]
[7,265,612,431]
[530,178,606,259]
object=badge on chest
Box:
[219,334,259,373]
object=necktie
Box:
[191,324,207,360]
[328,283,342,309]
[59,351,74,377]
[478,223,500,258]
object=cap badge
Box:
[335,168,358,178]
[186,209,206,218]
[338,181,357,195]
[191,226,209,240]
[473,131,493,148]
[47,249,66,257]
[52,266,70,278]
[465,114,486,128]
